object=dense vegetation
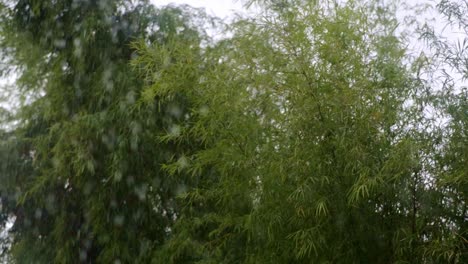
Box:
[0,0,466,263]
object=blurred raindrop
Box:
[113,215,124,226]
[135,184,148,201]
[167,103,182,118]
[169,124,181,137]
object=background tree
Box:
[0,0,213,262]
[134,0,445,262]
[417,0,468,261]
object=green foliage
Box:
[134,0,436,263]
[0,0,467,263]
[0,0,213,263]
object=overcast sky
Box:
[152,0,246,19]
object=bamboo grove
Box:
[0,0,466,263]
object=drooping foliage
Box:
[0,0,213,262]
[0,0,467,263]
[418,0,468,261]
[134,0,435,263]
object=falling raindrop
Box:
[169,124,181,137]
[113,215,124,226]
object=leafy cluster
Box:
[0,0,466,263]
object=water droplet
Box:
[114,171,123,182]
[168,104,182,118]
[134,184,148,201]
[79,250,87,261]
[199,105,209,116]
[177,156,189,169]
[175,184,187,196]
[34,208,42,219]
[169,124,181,137]
[114,215,124,226]
[53,39,66,48]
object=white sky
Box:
[152,0,247,19]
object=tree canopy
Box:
[0,0,467,263]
